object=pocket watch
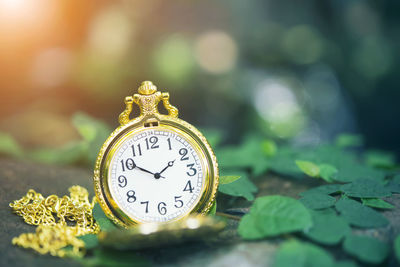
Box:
[94,81,219,227]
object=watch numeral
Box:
[118,175,127,188]
[141,201,149,213]
[158,202,167,215]
[121,158,136,171]
[126,190,136,203]
[145,136,159,150]
[174,196,184,208]
[186,163,197,176]
[179,148,189,161]
[131,144,142,157]
[167,138,172,150]
[183,180,194,193]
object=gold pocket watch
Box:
[94,81,219,227]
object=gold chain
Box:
[9,185,100,257]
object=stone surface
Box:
[0,159,93,267]
[1,158,399,267]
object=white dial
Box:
[108,128,205,223]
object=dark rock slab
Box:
[0,159,93,267]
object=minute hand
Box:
[154,160,175,179]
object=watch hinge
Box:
[144,121,159,127]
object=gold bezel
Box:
[93,114,219,228]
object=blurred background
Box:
[0,0,399,157]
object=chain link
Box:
[9,185,100,257]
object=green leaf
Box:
[343,234,389,264]
[395,235,400,263]
[78,234,99,250]
[237,214,263,239]
[269,144,385,182]
[93,203,118,232]
[319,164,338,183]
[362,198,395,209]
[238,196,312,239]
[219,175,241,184]
[209,201,217,215]
[365,150,396,168]
[218,173,257,201]
[216,135,269,176]
[268,146,305,178]
[299,193,336,210]
[295,160,320,177]
[340,179,391,198]
[385,174,400,193]
[274,240,334,267]
[335,260,358,267]
[303,209,350,245]
[299,184,342,197]
[261,139,277,157]
[335,198,389,228]
[335,134,363,148]
[0,132,23,158]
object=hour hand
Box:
[136,166,165,179]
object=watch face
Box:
[107,128,205,223]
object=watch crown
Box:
[138,81,157,95]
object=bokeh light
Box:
[30,48,74,89]
[0,0,399,155]
[153,34,195,85]
[282,25,324,65]
[195,31,238,74]
[253,79,306,138]
[87,5,133,60]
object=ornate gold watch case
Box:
[93,81,219,228]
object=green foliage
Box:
[93,203,118,232]
[365,150,396,168]
[335,260,358,267]
[274,240,334,267]
[295,160,337,182]
[28,141,87,165]
[216,135,269,176]
[0,132,23,158]
[299,193,336,210]
[80,248,149,267]
[386,174,400,193]
[79,234,99,250]
[295,160,320,177]
[261,139,277,157]
[238,196,312,239]
[361,198,394,209]
[395,235,400,263]
[343,234,389,264]
[335,198,389,228]
[269,144,385,182]
[300,184,341,197]
[200,128,223,148]
[335,134,363,148]
[219,175,241,184]
[340,179,391,198]
[209,201,217,215]
[299,184,342,197]
[318,164,338,183]
[303,209,350,245]
[72,112,111,165]
[218,172,257,201]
